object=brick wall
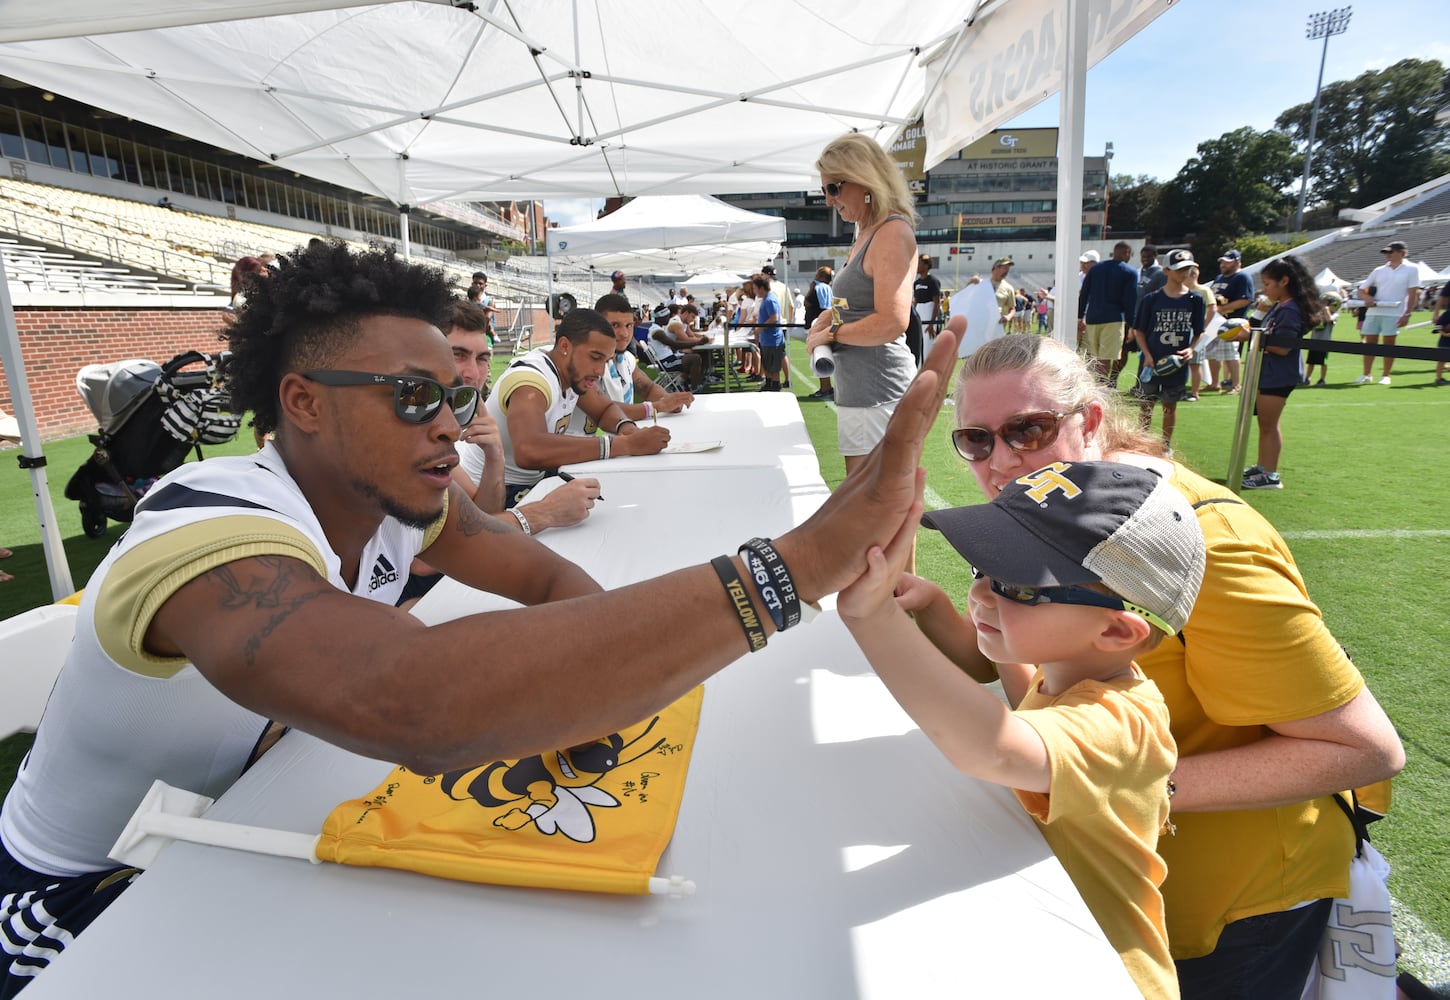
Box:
[1,307,232,439]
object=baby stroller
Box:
[65,350,241,538]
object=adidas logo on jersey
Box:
[368,554,400,591]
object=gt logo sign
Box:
[1015,463,1081,505]
[999,133,1021,148]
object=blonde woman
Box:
[805,133,917,473]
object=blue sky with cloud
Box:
[545,0,1447,225]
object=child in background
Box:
[1130,249,1206,458]
[838,460,1206,999]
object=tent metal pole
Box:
[399,207,411,261]
[0,255,75,601]
[1050,0,1089,348]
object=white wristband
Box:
[602,434,612,459]
[644,401,654,419]
[509,508,531,535]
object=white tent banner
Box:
[921,0,1171,170]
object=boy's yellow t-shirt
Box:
[1015,666,1179,1000]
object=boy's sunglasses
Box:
[302,370,480,426]
[971,568,1175,636]
[822,180,848,198]
[951,408,1082,463]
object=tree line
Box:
[1107,59,1450,263]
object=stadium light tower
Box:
[1293,6,1352,232]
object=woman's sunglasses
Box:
[303,370,480,426]
[951,408,1082,463]
[822,180,848,198]
[971,568,1175,635]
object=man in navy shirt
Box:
[1077,241,1139,382]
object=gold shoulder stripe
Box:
[96,516,325,678]
[496,368,552,412]
[422,489,450,550]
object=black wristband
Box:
[711,555,768,653]
[739,537,801,630]
[741,547,785,631]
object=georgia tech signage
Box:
[959,128,1060,160]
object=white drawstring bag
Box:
[1300,795,1397,1000]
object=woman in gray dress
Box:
[805,133,918,474]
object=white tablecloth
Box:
[561,391,817,475]
[23,405,1136,999]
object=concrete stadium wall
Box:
[1,306,232,440]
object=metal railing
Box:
[0,203,229,287]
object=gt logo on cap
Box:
[1016,462,1081,504]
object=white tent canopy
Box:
[0,0,1173,600]
[0,1,979,204]
[548,196,783,275]
[1314,267,1349,290]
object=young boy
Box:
[1130,249,1206,457]
[838,460,1206,1000]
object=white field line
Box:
[1280,529,1450,540]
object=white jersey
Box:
[477,348,577,487]
[0,443,440,876]
[599,349,638,405]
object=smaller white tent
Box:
[1410,260,1442,284]
[1314,267,1349,291]
[547,196,784,276]
[682,269,749,290]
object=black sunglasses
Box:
[303,370,480,426]
[951,408,1082,463]
[971,568,1175,636]
[822,180,848,198]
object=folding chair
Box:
[0,603,79,739]
[636,339,690,394]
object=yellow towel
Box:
[317,686,704,895]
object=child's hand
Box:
[892,572,944,616]
[838,478,924,623]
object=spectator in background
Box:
[1183,263,1218,401]
[610,270,628,301]
[654,304,712,391]
[1138,245,1167,304]
[1207,249,1253,394]
[1106,245,1165,386]
[763,265,794,389]
[1034,288,1052,335]
[752,273,786,392]
[1078,249,1099,287]
[1434,283,1450,386]
[913,254,943,358]
[1305,291,1340,387]
[990,257,1017,331]
[229,256,269,310]
[1354,240,1421,386]
[803,265,836,400]
[1077,242,1139,383]
[1223,256,1328,491]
